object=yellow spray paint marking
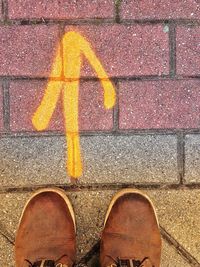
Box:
[32,31,116,178]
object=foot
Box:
[15,188,76,267]
[100,189,161,267]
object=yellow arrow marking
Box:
[32,31,116,178]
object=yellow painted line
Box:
[32,31,116,179]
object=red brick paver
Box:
[119,80,200,129]
[120,0,200,20]
[66,25,169,77]
[7,0,114,20]
[9,80,113,132]
[0,25,60,77]
[0,25,169,78]
[177,26,200,76]
[0,84,3,131]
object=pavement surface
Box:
[0,1,200,266]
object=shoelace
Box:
[107,256,155,267]
[25,261,67,267]
[25,255,69,267]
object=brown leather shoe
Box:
[100,189,161,267]
[15,188,76,267]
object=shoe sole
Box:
[104,188,159,227]
[17,187,76,232]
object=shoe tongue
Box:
[33,260,55,267]
[119,259,138,267]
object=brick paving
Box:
[0,25,60,77]
[185,135,200,183]
[7,0,115,20]
[0,135,178,186]
[177,26,200,76]
[65,24,169,77]
[120,0,200,20]
[119,80,200,129]
[0,1,200,266]
[9,80,113,132]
